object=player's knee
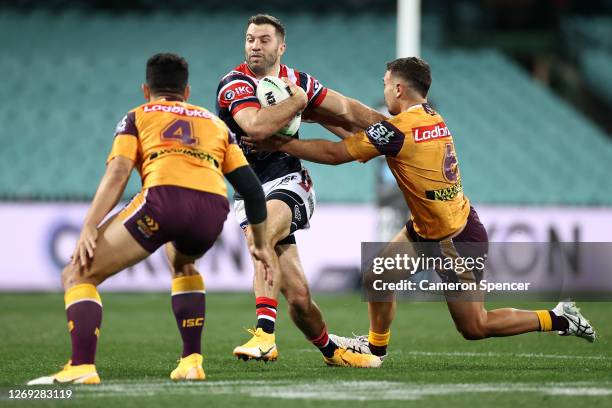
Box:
[172,263,199,278]
[456,321,488,340]
[61,265,76,289]
[61,264,102,289]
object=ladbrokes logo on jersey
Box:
[143,104,213,119]
[412,122,452,143]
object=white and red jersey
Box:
[216,62,327,185]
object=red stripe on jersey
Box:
[294,69,301,86]
[231,100,260,115]
[279,64,288,79]
[310,87,328,109]
[235,62,257,78]
[306,76,316,100]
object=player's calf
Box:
[171,274,206,358]
[454,316,488,340]
[28,283,103,386]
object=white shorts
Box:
[234,169,316,239]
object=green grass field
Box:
[1,293,610,407]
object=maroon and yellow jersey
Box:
[344,103,470,239]
[107,99,248,197]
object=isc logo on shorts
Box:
[413,122,452,143]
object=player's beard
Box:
[246,50,279,76]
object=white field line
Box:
[296,349,611,360]
[403,351,612,360]
[67,380,612,401]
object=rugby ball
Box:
[256,76,301,137]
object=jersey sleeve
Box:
[343,119,406,163]
[297,71,328,110]
[217,73,260,116]
[106,111,138,163]
[222,130,249,174]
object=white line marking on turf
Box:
[403,351,611,360]
[297,349,611,360]
[72,380,612,401]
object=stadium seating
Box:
[562,17,612,107]
[1,11,611,204]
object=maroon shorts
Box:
[118,185,229,256]
[406,206,489,283]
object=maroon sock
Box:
[549,310,570,331]
[66,301,102,365]
[369,344,388,357]
[172,293,205,357]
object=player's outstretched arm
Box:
[247,135,354,166]
[72,156,133,267]
[305,89,387,138]
[234,79,308,141]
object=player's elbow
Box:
[323,145,351,166]
[243,125,269,141]
[106,157,133,180]
[325,153,344,165]
[242,116,276,141]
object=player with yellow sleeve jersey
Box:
[28,53,276,386]
[247,56,595,363]
[344,101,470,240]
[110,100,246,197]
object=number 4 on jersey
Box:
[162,119,197,145]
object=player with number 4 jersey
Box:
[28,53,275,385]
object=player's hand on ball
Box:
[282,78,308,109]
[72,223,98,268]
[243,134,291,153]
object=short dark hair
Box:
[247,14,286,39]
[386,57,431,97]
[146,53,189,95]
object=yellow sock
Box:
[535,310,552,331]
[368,330,391,347]
[172,275,205,295]
[64,284,102,309]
